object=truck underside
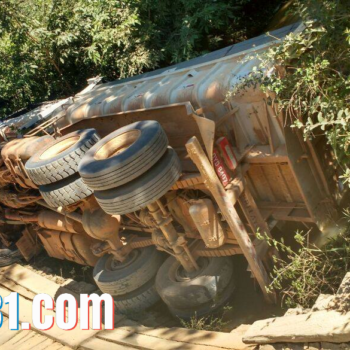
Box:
[0,22,345,318]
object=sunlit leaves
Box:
[0,0,283,117]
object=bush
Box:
[0,0,285,116]
[229,0,350,308]
[230,0,350,173]
[260,227,350,308]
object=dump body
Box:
[0,22,344,312]
[59,21,342,242]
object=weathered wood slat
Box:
[0,264,252,350]
[0,264,65,299]
[79,337,136,350]
[0,317,22,345]
[244,145,289,164]
[113,325,254,350]
[243,310,350,344]
[97,326,252,350]
[0,284,98,348]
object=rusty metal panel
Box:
[16,226,42,261]
[37,229,99,266]
[61,103,203,150]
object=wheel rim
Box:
[174,257,209,282]
[94,130,141,160]
[40,136,80,160]
[105,250,140,272]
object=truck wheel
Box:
[79,120,168,190]
[94,147,181,215]
[39,173,93,208]
[113,278,160,315]
[26,129,99,185]
[93,246,164,296]
[0,245,23,267]
[167,275,236,319]
[156,256,235,317]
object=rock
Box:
[337,273,350,294]
[304,343,321,349]
[312,295,334,311]
[321,343,350,349]
[231,324,252,334]
[259,344,303,350]
[285,308,306,316]
[243,310,350,344]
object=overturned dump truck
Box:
[0,22,346,317]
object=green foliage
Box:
[0,0,284,117]
[180,306,232,332]
[230,0,350,176]
[230,0,350,309]
[259,224,350,309]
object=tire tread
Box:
[40,176,93,208]
[26,133,99,185]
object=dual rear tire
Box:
[79,120,181,215]
[93,248,236,318]
[93,246,165,314]
[156,256,236,319]
[26,129,100,208]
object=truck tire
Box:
[113,278,160,315]
[93,246,164,296]
[26,129,100,186]
[39,173,93,208]
[156,256,235,313]
[0,245,23,267]
[167,275,236,319]
[94,148,181,215]
[79,121,168,190]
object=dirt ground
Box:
[19,252,285,332]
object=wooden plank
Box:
[1,332,34,350]
[79,337,136,350]
[111,325,255,350]
[0,317,22,345]
[0,264,62,298]
[98,328,205,350]
[45,343,66,350]
[257,202,306,209]
[98,326,251,350]
[272,208,313,223]
[256,165,286,202]
[274,164,294,202]
[0,274,36,300]
[0,285,98,348]
[248,166,276,202]
[31,338,59,350]
[243,310,350,344]
[244,145,289,164]
[4,332,50,350]
[0,316,67,350]
[186,136,275,303]
[278,163,304,202]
